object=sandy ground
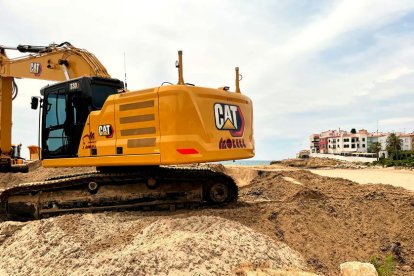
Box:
[0,162,413,275]
[310,168,414,192]
[0,215,306,275]
[0,165,94,192]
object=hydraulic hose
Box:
[12,78,18,100]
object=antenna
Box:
[124,52,128,90]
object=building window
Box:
[344,138,349,142]
[351,144,355,148]
[351,138,355,142]
[344,144,349,148]
[362,138,366,142]
[337,139,339,142]
[362,144,365,148]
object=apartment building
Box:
[318,130,337,154]
[309,129,414,157]
[367,133,386,151]
[327,130,368,155]
[309,134,320,153]
[399,134,414,151]
[377,135,388,158]
[310,129,368,155]
[319,137,328,154]
[311,129,414,157]
[376,132,414,158]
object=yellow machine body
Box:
[43,85,254,167]
[0,42,254,171]
[0,43,254,219]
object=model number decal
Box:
[69,82,80,90]
[98,124,113,138]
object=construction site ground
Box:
[0,159,413,275]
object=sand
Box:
[235,169,414,275]
[0,162,413,275]
[310,168,414,192]
[0,214,306,276]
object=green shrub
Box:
[374,157,414,168]
[370,254,395,276]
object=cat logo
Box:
[98,124,114,138]
[214,103,244,137]
[29,62,42,77]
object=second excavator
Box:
[0,42,254,220]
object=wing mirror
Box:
[31,97,39,110]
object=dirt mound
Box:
[0,165,413,275]
[0,214,306,275]
[236,169,414,275]
[272,157,369,169]
[271,158,344,169]
[225,166,259,187]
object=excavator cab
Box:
[39,77,123,159]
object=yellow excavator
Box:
[0,42,254,220]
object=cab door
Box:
[42,89,72,159]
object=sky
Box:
[1,0,414,160]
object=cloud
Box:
[379,117,414,131]
[1,0,414,160]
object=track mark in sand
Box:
[282,177,303,186]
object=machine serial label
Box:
[214,103,244,137]
[98,124,113,138]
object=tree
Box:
[350,128,357,134]
[386,133,402,160]
[369,142,382,161]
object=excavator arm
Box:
[0,42,111,170]
[0,42,110,80]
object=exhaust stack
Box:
[177,50,185,85]
[235,67,241,94]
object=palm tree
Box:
[369,142,382,161]
[386,133,402,160]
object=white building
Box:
[309,134,320,153]
[311,129,413,158]
[399,134,414,151]
[326,129,368,155]
[378,133,414,158]
[377,135,388,158]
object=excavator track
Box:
[0,167,238,221]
